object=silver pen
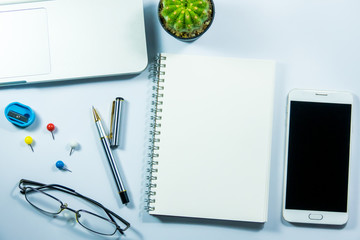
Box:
[92,106,129,204]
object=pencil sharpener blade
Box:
[7,110,29,123]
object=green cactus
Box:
[160,0,211,33]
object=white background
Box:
[1,0,360,239]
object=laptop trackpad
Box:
[0,8,51,79]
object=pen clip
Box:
[109,100,115,141]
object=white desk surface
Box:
[1,0,360,239]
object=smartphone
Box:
[282,89,353,225]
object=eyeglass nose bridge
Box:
[59,203,83,223]
[60,203,78,214]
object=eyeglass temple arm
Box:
[19,179,76,194]
[20,180,106,210]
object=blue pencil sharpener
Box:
[5,102,35,128]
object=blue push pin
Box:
[56,160,72,172]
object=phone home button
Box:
[308,214,323,220]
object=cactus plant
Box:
[159,0,214,40]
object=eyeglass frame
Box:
[18,179,130,236]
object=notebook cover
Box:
[146,53,276,222]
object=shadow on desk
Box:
[0,73,140,90]
[280,217,346,230]
[144,214,264,232]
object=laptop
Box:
[0,0,148,86]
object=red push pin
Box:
[47,123,55,140]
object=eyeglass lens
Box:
[25,188,62,214]
[77,210,117,235]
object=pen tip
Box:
[92,106,100,121]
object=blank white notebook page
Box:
[149,53,276,222]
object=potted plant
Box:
[158,0,215,41]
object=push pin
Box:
[24,136,34,152]
[56,160,72,172]
[69,140,79,156]
[47,123,55,140]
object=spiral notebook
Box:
[146,53,276,222]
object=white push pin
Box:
[56,160,72,172]
[69,140,79,156]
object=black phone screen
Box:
[285,101,352,212]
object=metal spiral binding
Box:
[145,54,166,212]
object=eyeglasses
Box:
[18,179,130,236]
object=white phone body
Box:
[283,89,353,225]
